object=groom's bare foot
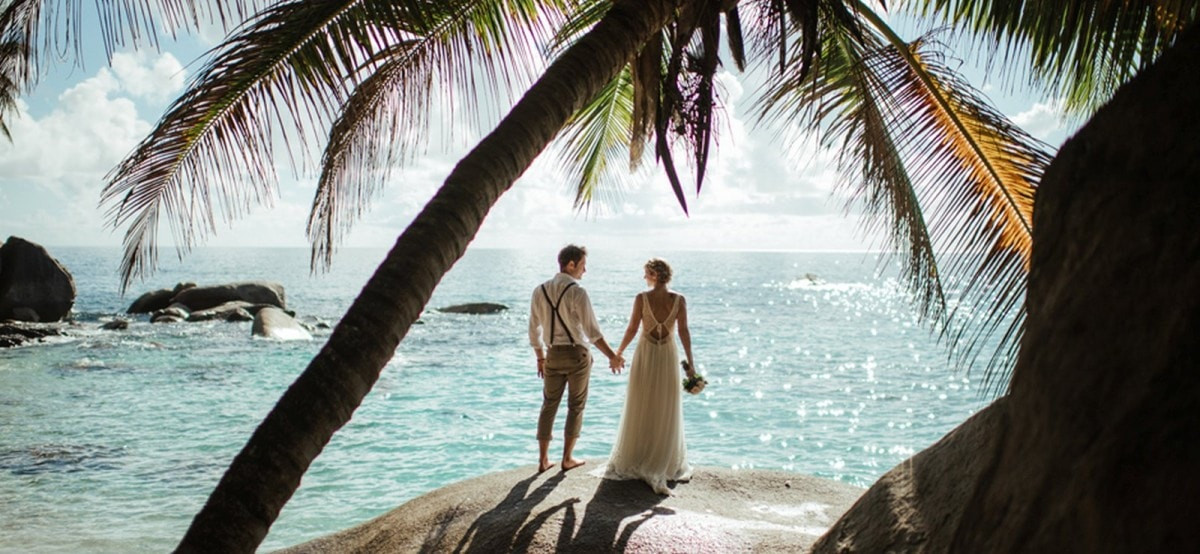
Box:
[538,459,555,473]
[561,458,586,471]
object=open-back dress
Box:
[603,292,692,494]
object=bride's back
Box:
[641,290,681,342]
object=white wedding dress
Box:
[603,292,692,494]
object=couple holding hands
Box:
[528,244,698,495]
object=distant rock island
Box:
[437,302,508,314]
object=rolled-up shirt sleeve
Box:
[572,288,605,345]
[528,288,543,348]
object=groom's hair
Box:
[558,244,587,270]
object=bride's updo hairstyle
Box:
[645,258,673,285]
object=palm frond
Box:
[725,3,747,71]
[99,0,448,289]
[629,31,662,167]
[0,0,41,136]
[871,31,1051,388]
[554,64,637,211]
[684,4,722,193]
[654,0,724,214]
[759,7,947,328]
[760,5,1053,389]
[307,0,574,270]
[0,1,266,141]
[917,0,1200,115]
[548,0,610,49]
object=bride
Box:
[603,258,697,495]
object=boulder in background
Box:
[252,307,311,340]
[0,237,76,322]
[128,282,196,313]
[171,281,286,312]
[438,302,508,314]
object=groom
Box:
[529,244,623,472]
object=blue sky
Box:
[0,7,1076,256]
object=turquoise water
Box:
[0,248,994,552]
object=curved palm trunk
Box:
[175,1,680,551]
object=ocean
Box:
[0,247,995,552]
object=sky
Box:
[0,7,1077,258]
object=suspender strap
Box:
[540,282,577,346]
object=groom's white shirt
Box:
[529,272,605,348]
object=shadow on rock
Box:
[452,472,566,553]
[566,477,671,552]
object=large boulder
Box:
[278,464,863,553]
[0,237,76,322]
[815,24,1200,553]
[813,399,1008,552]
[252,307,311,340]
[170,281,286,312]
[127,282,195,313]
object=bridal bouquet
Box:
[681,361,707,394]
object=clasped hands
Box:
[609,353,625,373]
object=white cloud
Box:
[0,52,188,245]
[110,51,186,102]
[1012,99,1067,143]
[0,53,883,254]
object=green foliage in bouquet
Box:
[681,360,707,395]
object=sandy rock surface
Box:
[278,462,863,553]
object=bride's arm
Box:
[677,295,696,374]
[616,294,642,358]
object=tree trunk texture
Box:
[175,1,680,552]
[814,23,1200,554]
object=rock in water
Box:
[171,281,286,312]
[187,300,267,322]
[252,307,312,341]
[0,237,76,322]
[100,319,130,331]
[0,323,66,348]
[438,302,508,314]
[127,282,196,313]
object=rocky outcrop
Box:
[0,237,76,322]
[187,301,261,322]
[813,399,1008,552]
[151,303,190,324]
[172,281,286,312]
[0,322,66,347]
[129,281,285,315]
[438,302,508,314]
[100,319,130,331]
[252,307,311,340]
[278,464,864,553]
[127,282,195,313]
[814,24,1200,554]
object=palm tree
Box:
[2,0,1195,551]
[164,0,680,550]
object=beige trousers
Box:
[537,345,592,440]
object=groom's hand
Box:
[537,358,545,378]
[609,354,624,374]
